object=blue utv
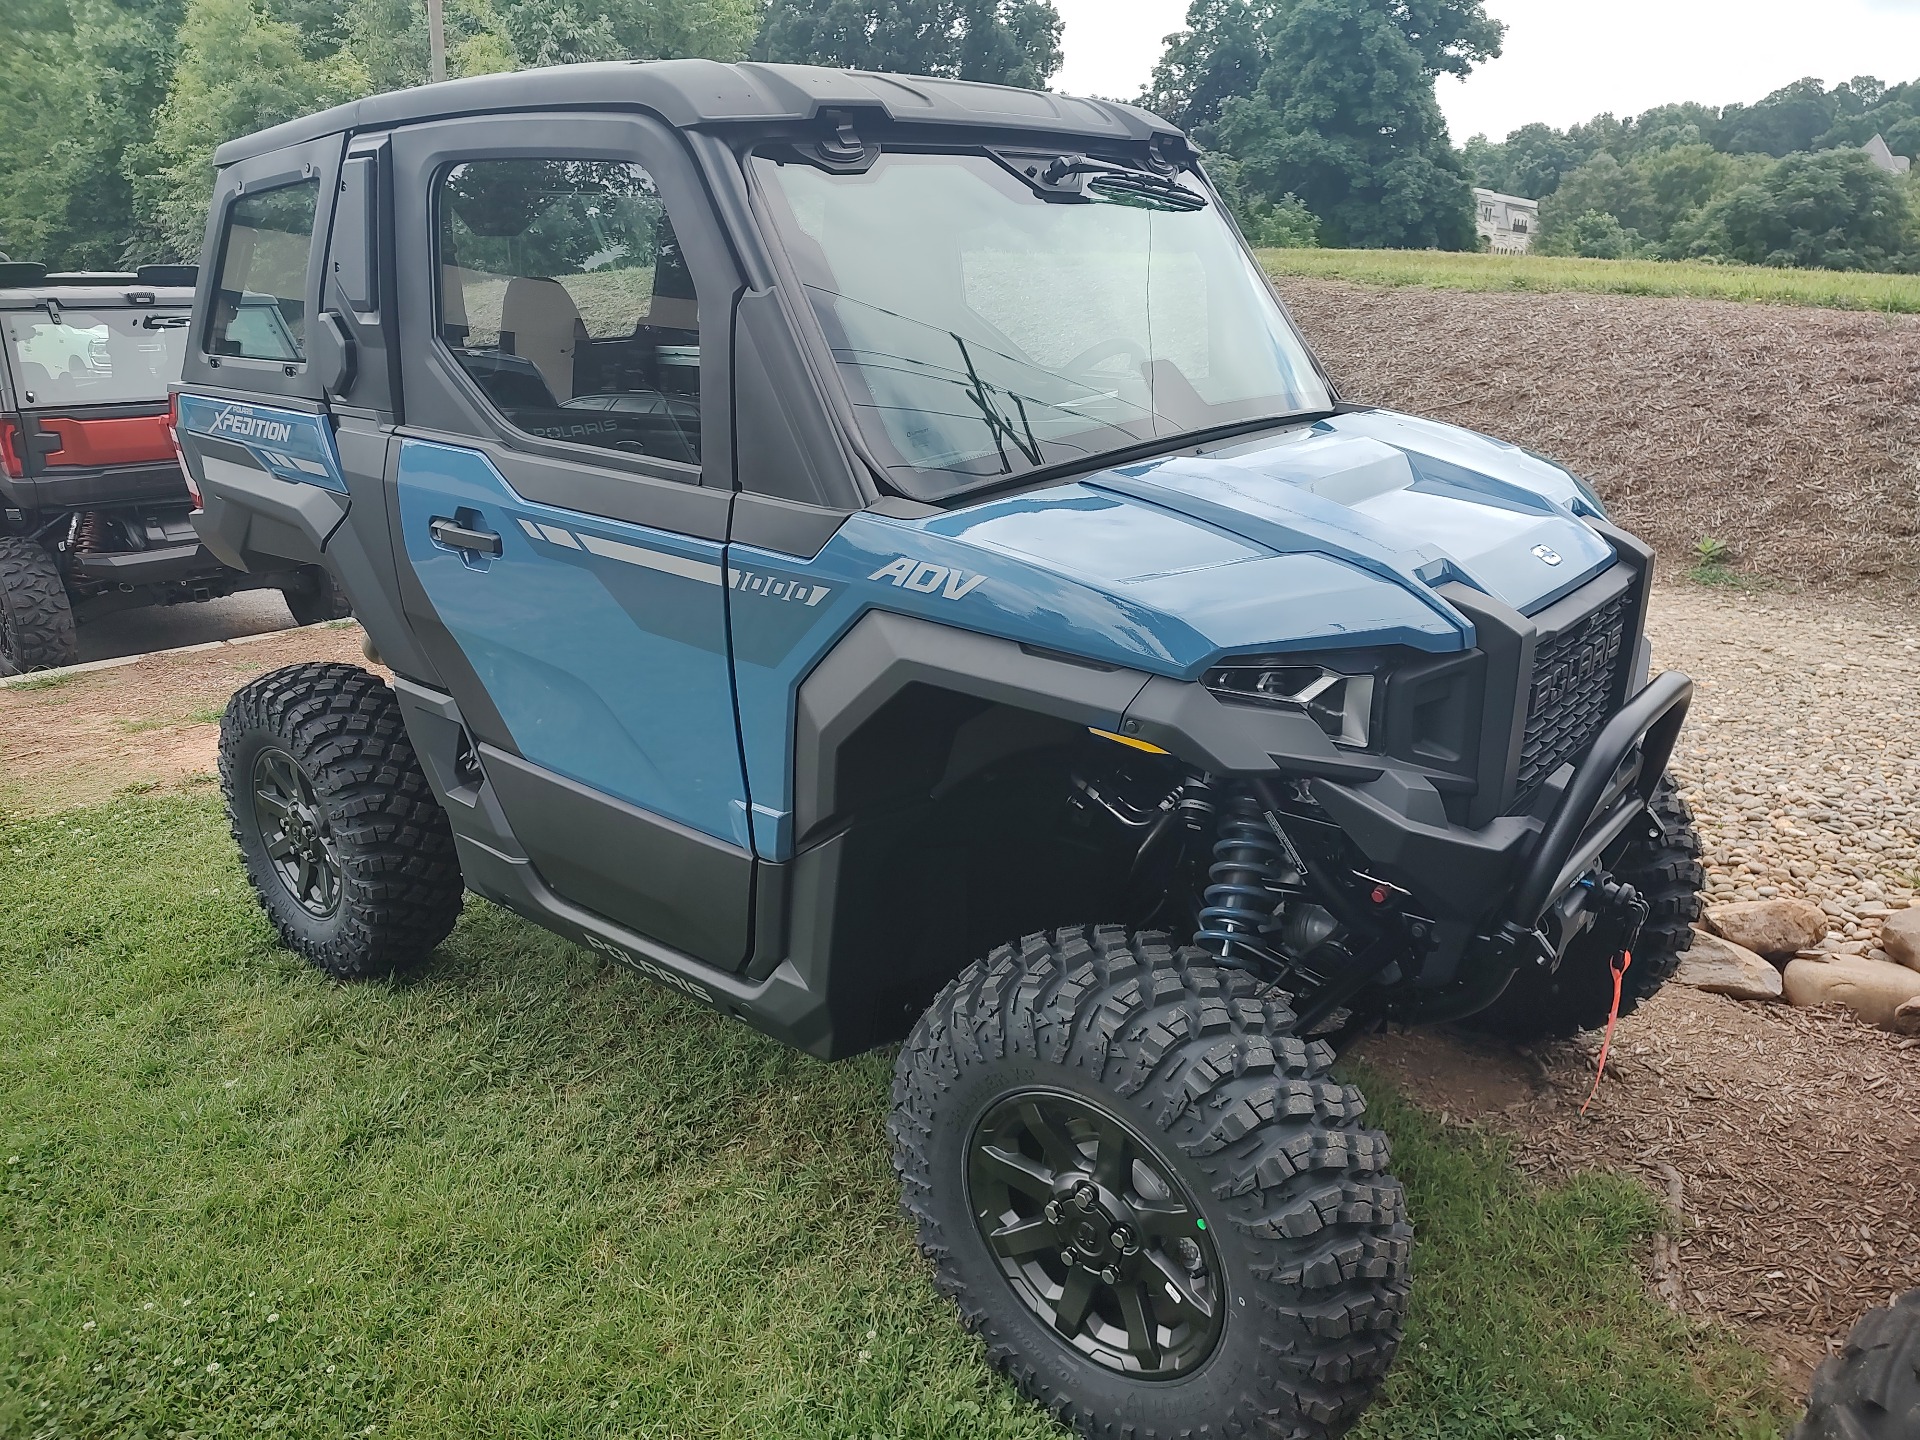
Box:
[174,60,1703,1439]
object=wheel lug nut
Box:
[1060,1250,1076,1268]
[1044,1201,1061,1224]
[1100,1266,1120,1285]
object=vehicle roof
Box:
[0,286,195,310]
[213,59,1180,167]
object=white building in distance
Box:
[1473,188,1539,254]
[1862,134,1912,175]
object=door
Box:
[387,114,754,968]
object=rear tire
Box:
[0,536,78,674]
[1795,1289,1920,1438]
[283,565,353,626]
[1474,775,1705,1041]
[221,661,462,979]
[891,927,1409,1439]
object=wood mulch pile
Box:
[1277,277,1920,594]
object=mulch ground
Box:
[1277,277,1920,595]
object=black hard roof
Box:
[213,59,1180,167]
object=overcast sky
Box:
[1051,0,1920,142]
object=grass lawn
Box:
[1259,247,1920,313]
[0,791,1791,1438]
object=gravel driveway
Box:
[1651,584,1920,947]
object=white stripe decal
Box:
[518,519,545,540]
[537,524,581,549]
[578,533,723,585]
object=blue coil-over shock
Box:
[1193,793,1292,972]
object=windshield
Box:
[751,149,1332,500]
[3,307,189,408]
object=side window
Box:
[435,158,700,467]
[207,179,320,361]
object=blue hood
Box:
[1085,409,1615,619]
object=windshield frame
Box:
[1,300,193,410]
[741,139,1339,505]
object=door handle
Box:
[429,517,502,556]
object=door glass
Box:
[435,159,700,467]
[207,180,319,361]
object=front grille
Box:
[1516,587,1633,796]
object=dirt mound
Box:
[1276,278,1920,594]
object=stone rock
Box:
[1898,996,1920,1036]
[1705,899,1830,957]
[1672,931,1783,1001]
[1882,907,1920,972]
[1782,955,1920,1030]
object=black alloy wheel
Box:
[968,1090,1224,1379]
[250,746,342,918]
[221,662,463,980]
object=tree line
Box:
[3,0,1915,275]
[0,0,1064,267]
[1466,76,1920,270]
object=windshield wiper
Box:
[952,334,1043,473]
[990,150,1208,210]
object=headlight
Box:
[1201,661,1377,747]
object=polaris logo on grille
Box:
[1531,544,1563,566]
[209,407,294,444]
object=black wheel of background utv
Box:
[1794,1288,1920,1439]
[0,536,78,674]
[221,661,462,980]
[283,564,353,626]
[1474,774,1705,1041]
[891,926,1410,1440]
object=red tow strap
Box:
[1579,949,1632,1117]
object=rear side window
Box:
[435,158,700,467]
[207,179,319,362]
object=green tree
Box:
[1537,152,1651,245]
[754,0,1063,87]
[1464,120,1588,199]
[1207,153,1319,245]
[1142,0,1276,141]
[1212,0,1503,250]
[1714,76,1839,157]
[0,0,188,268]
[131,0,370,260]
[1553,210,1641,260]
[1685,149,1914,270]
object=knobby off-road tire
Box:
[891,927,1410,1440]
[1795,1289,1920,1439]
[1476,774,1705,1041]
[220,662,462,980]
[0,536,78,674]
[283,564,354,626]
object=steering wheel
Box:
[1062,337,1150,379]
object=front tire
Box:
[0,536,78,674]
[1475,775,1704,1041]
[891,927,1409,1439]
[220,662,462,979]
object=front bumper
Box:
[1305,668,1691,930]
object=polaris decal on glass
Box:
[867,556,986,600]
[731,566,833,607]
[208,407,295,444]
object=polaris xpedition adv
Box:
[179,62,1705,1439]
[0,261,343,672]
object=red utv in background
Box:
[0,260,340,672]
